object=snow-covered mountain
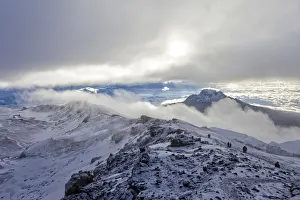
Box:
[78,87,99,94]
[1,102,300,199]
[182,89,300,128]
[184,89,226,104]
[182,89,230,112]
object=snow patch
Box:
[161,97,186,105]
[78,87,99,94]
[149,142,170,149]
[162,86,170,91]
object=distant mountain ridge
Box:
[182,89,300,128]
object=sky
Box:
[0,0,300,87]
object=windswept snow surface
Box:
[0,102,135,199]
[0,102,300,199]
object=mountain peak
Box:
[184,89,226,104]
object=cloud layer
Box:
[22,89,300,143]
[1,1,300,87]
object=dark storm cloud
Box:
[153,32,300,82]
[0,0,299,86]
[0,1,170,77]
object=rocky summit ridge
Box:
[62,116,300,200]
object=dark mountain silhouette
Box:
[182,89,300,127]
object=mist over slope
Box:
[21,88,300,143]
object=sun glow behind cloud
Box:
[1,32,195,88]
[1,1,300,88]
[167,38,190,58]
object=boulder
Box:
[139,153,150,164]
[90,156,101,164]
[140,115,153,123]
[169,138,194,147]
[183,180,190,188]
[65,171,94,196]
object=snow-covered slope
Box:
[277,140,300,155]
[211,127,299,157]
[1,102,300,199]
[0,102,134,199]
[210,127,266,148]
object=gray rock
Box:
[252,187,260,192]
[111,132,124,143]
[90,156,101,164]
[139,115,153,123]
[65,171,93,196]
[237,186,251,194]
[148,126,164,137]
[106,154,114,167]
[290,184,300,197]
[229,154,239,162]
[169,138,194,147]
[139,153,150,164]
[183,180,190,187]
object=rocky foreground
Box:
[63,116,300,200]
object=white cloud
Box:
[22,89,300,143]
